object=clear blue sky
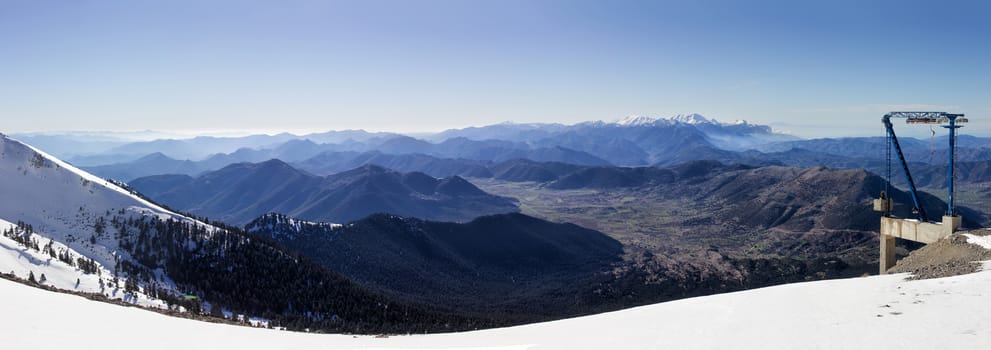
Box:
[2,0,989,138]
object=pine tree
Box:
[28,271,36,283]
[94,217,105,234]
[210,304,225,318]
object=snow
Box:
[282,216,342,230]
[615,115,659,126]
[2,134,213,228]
[217,308,273,328]
[668,113,718,125]
[3,263,989,349]
[246,213,342,240]
[0,133,213,240]
[963,233,991,249]
[0,134,222,307]
[0,218,167,308]
[613,113,744,127]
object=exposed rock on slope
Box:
[888,232,991,279]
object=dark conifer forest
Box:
[105,214,496,333]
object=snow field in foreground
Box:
[3,262,989,350]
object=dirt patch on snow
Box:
[888,231,991,279]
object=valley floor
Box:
[4,262,990,350]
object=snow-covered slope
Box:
[0,134,206,225]
[0,134,214,303]
[0,218,166,307]
[3,262,989,350]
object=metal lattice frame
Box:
[885,111,968,124]
[883,111,967,219]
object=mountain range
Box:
[44,114,786,168]
[62,115,991,201]
[129,160,518,225]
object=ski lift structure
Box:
[873,111,968,274]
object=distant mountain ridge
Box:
[431,113,795,165]
[23,113,788,169]
[81,136,611,181]
[25,115,991,193]
[129,160,518,225]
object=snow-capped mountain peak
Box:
[615,115,659,126]
[668,113,718,125]
[615,113,722,127]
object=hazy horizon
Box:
[5,113,970,141]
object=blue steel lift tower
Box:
[874,112,968,274]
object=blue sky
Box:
[2,0,989,138]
